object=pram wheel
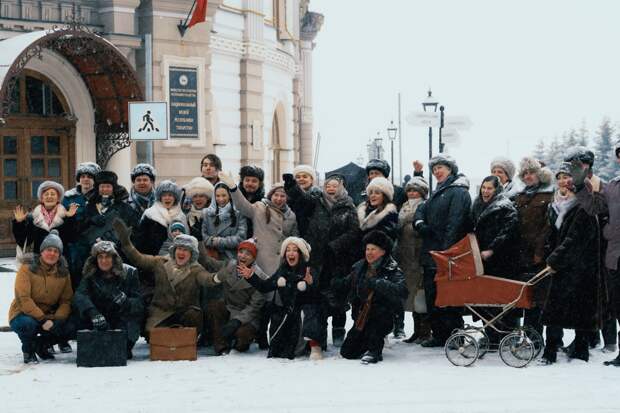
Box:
[445,332,479,367]
[499,332,535,368]
[522,327,543,359]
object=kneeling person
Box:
[72,240,144,358]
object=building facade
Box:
[0,0,323,254]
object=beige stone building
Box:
[0,0,323,253]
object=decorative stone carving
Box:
[300,11,323,42]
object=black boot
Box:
[539,347,557,365]
[361,350,383,364]
[23,352,38,364]
[392,312,406,339]
[568,333,589,362]
[35,335,55,360]
[58,340,72,353]
[604,353,620,366]
[332,327,345,347]
[420,336,444,348]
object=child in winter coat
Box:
[242,237,323,360]
[202,182,247,260]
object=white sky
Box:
[311,0,620,184]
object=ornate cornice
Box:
[210,35,299,74]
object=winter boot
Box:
[420,336,444,348]
[392,311,406,339]
[58,340,72,353]
[603,353,620,366]
[332,327,346,348]
[361,350,382,364]
[568,334,589,362]
[35,335,54,360]
[309,340,323,360]
[602,344,617,353]
[588,331,601,349]
[539,347,557,365]
[23,352,38,364]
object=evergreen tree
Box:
[545,136,563,172]
[593,118,615,180]
[562,129,579,148]
[533,139,546,163]
[577,119,589,147]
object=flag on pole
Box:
[187,0,208,29]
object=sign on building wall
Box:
[169,66,199,139]
[129,102,169,140]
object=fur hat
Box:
[75,162,101,182]
[490,157,516,181]
[564,146,595,167]
[363,230,393,253]
[518,157,553,185]
[325,173,346,185]
[90,240,118,258]
[429,154,459,175]
[40,229,63,253]
[280,236,311,263]
[366,159,391,178]
[184,177,214,199]
[366,176,394,201]
[556,162,573,179]
[95,170,118,187]
[155,180,182,204]
[404,177,429,199]
[239,165,265,182]
[293,165,317,184]
[169,234,199,263]
[37,181,65,203]
[131,163,157,182]
[267,182,286,200]
[238,238,258,258]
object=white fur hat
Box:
[490,157,516,181]
[293,164,317,184]
[184,177,214,198]
[366,176,394,201]
[280,236,311,263]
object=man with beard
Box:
[238,165,265,238]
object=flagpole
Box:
[178,0,198,37]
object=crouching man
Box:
[72,240,144,358]
[112,219,218,337]
[336,230,408,364]
[199,238,266,354]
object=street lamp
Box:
[387,120,398,184]
[422,89,439,190]
[374,131,384,160]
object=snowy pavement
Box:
[0,260,618,413]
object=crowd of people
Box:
[7,144,620,367]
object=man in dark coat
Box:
[72,240,144,358]
[571,143,620,366]
[126,163,157,218]
[414,154,471,347]
[336,230,408,364]
[238,165,265,238]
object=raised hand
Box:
[217,171,236,189]
[237,264,254,279]
[413,160,424,173]
[13,205,27,222]
[66,203,79,217]
[303,267,313,285]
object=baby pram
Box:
[430,234,552,368]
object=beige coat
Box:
[396,199,424,312]
[230,189,298,276]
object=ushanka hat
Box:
[75,162,101,181]
[169,234,199,263]
[363,230,393,253]
[490,157,516,181]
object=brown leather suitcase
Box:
[149,327,197,361]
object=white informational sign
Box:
[129,102,169,140]
[406,111,440,128]
[443,115,472,131]
[441,127,460,144]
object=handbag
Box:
[414,288,427,314]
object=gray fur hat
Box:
[490,157,516,181]
[366,159,391,178]
[518,157,553,185]
[169,234,199,263]
[429,154,459,175]
[131,163,157,182]
[280,236,311,263]
[155,180,182,205]
[75,162,101,182]
[37,181,65,203]
[90,240,118,257]
[40,229,63,253]
[404,176,429,199]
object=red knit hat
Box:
[238,238,258,257]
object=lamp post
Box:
[439,105,445,153]
[374,131,384,160]
[387,120,397,184]
[422,89,439,190]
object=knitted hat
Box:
[556,162,573,179]
[564,146,595,167]
[366,176,394,201]
[40,229,63,253]
[169,234,199,263]
[404,176,429,199]
[490,157,516,181]
[293,165,317,184]
[238,238,258,258]
[280,236,311,263]
[169,219,187,234]
[75,162,101,182]
[131,163,157,182]
[95,170,118,187]
[363,230,393,253]
[90,240,118,257]
[267,182,286,200]
[37,181,65,203]
[184,177,214,199]
[239,165,265,182]
[366,159,391,178]
[429,154,459,175]
[155,180,182,204]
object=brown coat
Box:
[515,182,554,270]
[121,241,218,332]
[9,255,73,322]
[396,199,424,312]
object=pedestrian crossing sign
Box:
[129,102,169,140]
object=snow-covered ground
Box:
[0,258,618,413]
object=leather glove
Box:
[282,173,295,189]
[91,313,108,331]
[221,319,242,340]
[112,218,131,245]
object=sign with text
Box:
[407,111,440,128]
[129,102,168,141]
[169,66,199,139]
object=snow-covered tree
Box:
[532,139,546,163]
[577,120,589,147]
[545,136,563,172]
[562,129,579,148]
[593,118,615,180]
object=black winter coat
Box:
[284,183,323,237]
[335,255,408,320]
[542,204,603,331]
[357,202,399,242]
[471,195,519,278]
[415,174,472,267]
[132,216,168,256]
[12,207,76,253]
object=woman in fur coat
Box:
[183,177,214,241]
[357,177,399,242]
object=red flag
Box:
[187,0,208,29]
